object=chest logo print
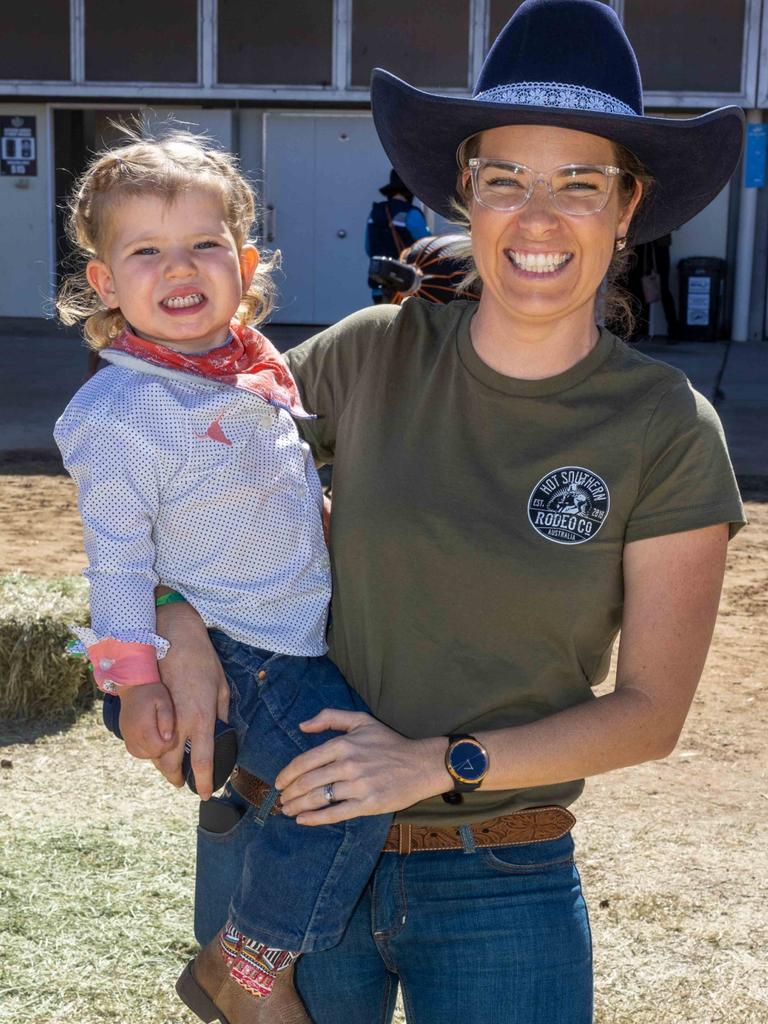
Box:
[194,412,232,446]
[528,466,610,546]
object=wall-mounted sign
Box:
[0,116,37,177]
[744,124,766,189]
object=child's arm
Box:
[55,391,175,756]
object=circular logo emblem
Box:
[528,466,610,545]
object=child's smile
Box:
[86,188,258,353]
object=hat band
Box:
[474,81,637,117]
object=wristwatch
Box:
[442,733,489,804]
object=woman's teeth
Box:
[163,293,204,308]
[508,251,571,273]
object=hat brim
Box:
[371,70,745,245]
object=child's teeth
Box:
[164,293,204,308]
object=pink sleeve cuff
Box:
[87,637,161,694]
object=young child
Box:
[54,130,393,1024]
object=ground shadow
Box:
[0,452,66,475]
[738,476,768,502]
[0,696,97,749]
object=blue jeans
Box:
[295,833,593,1024]
[195,632,392,953]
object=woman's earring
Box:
[614,236,627,252]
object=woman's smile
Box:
[505,249,574,275]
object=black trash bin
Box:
[677,257,726,341]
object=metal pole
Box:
[731,108,762,341]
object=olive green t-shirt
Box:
[285,299,745,825]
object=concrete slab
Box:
[634,339,768,482]
[0,319,324,464]
[1,319,765,484]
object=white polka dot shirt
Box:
[54,353,331,663]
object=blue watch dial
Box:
[449,739,488,783]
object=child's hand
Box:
[119,682,176,761]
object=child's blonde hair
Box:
[57,125,278,350]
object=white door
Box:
[263,113,392,324]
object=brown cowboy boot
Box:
[176,929,312,1024]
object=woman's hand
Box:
[275,710,449,825]
[152,600,230,800]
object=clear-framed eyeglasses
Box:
[467,158,623,216]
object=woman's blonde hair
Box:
[56,125,278,350]
[451,133,655,337]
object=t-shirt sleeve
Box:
[285,304,399,463]
[625,379,746,543]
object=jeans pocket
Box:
[194,795,255,946]
[211,638,274,729]
[479,835,575,876]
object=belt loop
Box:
[458,824,477,854]
[398,824,412,855]
[255,784,280,825]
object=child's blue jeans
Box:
[194,630,393,953]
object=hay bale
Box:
[0,573,95,719]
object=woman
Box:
[137,2,746,1021]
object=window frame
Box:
[614,0,760,109]
[345,0,475,93]
[0,0,760,106]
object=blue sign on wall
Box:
[744,124,767,189]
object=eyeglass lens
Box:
[473,162,615,214]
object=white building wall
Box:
[0,103,52,318]
[146,107,233,150]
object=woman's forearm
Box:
[472,685,675,795]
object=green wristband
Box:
[155,591,188,607]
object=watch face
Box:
[449,739,488,784]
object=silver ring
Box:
[322,783,336,805]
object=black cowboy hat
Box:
[370,0,744,244]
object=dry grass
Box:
[1,704,765,1024]
[0,573,93,719]
[0,710,200,1024]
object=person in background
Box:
[365,169,430,302]
[626,232,681,342]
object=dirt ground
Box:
[1,469,767,1022]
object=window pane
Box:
[218,1,333,86]
[1,6,70,80]
[488,1,528,44]
[352,0,470,89]
[489,0,609,47]
[623,0,744,93]
[85,0,197,83]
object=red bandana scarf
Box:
[109,321,313,418]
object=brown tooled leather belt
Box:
[229,767,575,855]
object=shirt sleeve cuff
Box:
[72,630,170,694]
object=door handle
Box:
[265,204,276,242]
